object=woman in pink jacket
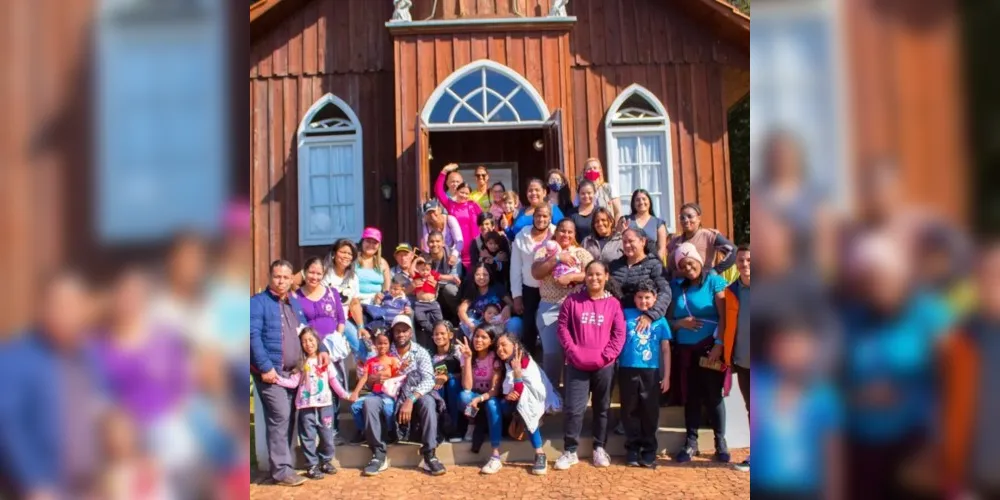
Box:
[436,163,484,271]
[554,260,626,471]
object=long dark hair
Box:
[546,169,574,214]
[584,260,622,299]
[590,207,616,239]
[471,323,502,356]
[630,189,657,218]
[324,239,358,281]
[496,331,532,366]
[432,320,460,356]
[461,263,498,302]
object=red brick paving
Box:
[250,450,749,499]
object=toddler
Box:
[500,191,520,232]
[349,331,402,439]
[541,240,581,279]
[412,256,445,346]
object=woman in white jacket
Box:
[509,205,555,357]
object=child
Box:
[499,191,520,233]
[619,279,673,468]
[275,327,350,479]
[471,213,511,283]
[365,275,414,331]
[98,409,169,500]
[457,325,504,449]
[724,244,750,472]
[482,303,505,326]
[540,239,581,280]
[349,331,402,441]
[411,255,445,347]
[430,320,466,442]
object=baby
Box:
[482,303,505,326]
[542,240,581,279]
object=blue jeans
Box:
[343,322,370,364]
[460,391,543,449]
[437,375,462,432]
[297,406,336,467]
[351,393,396,434]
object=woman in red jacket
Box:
[554,260,626,471]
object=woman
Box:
[436,164,485,270]
[457,325,504,449]
[553,261,626,471]
[458,264,513,338]
[294,256,350,359]
[570,180,598,242]
[487,182,508,219]
[420,199,463,267]
[668,242,729,464]
[320,239,367,360]
[581,208,624,265]
[441,164,465,201]
[546,169,574,216]
[609,228,672,329]
[582,158,621,220]
[666,203,737,280]
[510,204,556,358]
[507,178,565,240]
[531,219,594,390]
[491,332,552,476]
[469,165,494,211]
[627,189,668,263]
[356,227,392,306]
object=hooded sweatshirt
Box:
[557,290,626,371]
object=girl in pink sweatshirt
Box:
[554,260,626,471]
[436,163,484,270]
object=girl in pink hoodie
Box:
[436,163,484,271]
[554,260,626,471]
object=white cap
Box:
[391,314,414,330]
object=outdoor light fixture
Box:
[533,139,544,151]
[381,182,395,201]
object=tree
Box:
[728,0,750,245]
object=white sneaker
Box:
[553,451,579,471]
[480,456,503,475]
[448,436,462,443]
[464,425,475,442]
[592,447,611,468]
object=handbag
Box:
[508,413,527,441]
[381,375,407,399]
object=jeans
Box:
[461,391,543,449]
[734,365,750,418]
[362,394,439,457]
[343,322,370,363]
[414,301,444,347]
[536,301,565,392]
[251,374,297,482]
[564,364,615,453]
[519,286,542,357]
[437,375,462,435]
[297,405,336,467]
[351,393,396,435]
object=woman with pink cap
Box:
[356,227,392,306]
[667,241,730,465]
[435,163,484,272]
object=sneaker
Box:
[464,425,475,442]
[734,458,750,472]
[421,451,447,476]
[448,435,463,443]
[592,447,611,468]
[320,462,338,475]
[553,451,579,471]
[625,450,640,467]
[714,437,731,463]
[675,446,699,463]
[640,452,658,468]
[531,453,548,476]
[480,455,503,475]
[305,466,324,480]
[613,421,625,435]
[276,474,307,487]
[362,457,389,477]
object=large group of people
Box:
[251,160,748,484]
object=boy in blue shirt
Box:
[619,279,672,468]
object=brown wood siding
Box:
[407,0,556,20]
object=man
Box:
[361,315,447,477]
[724,244,750,472]
[250,260,329,487]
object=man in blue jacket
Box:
[251,260,329,487]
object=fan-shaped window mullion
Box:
[485,87,522,122]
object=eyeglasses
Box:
[476,173,488,178]
[679,214,698,221]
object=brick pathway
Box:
[250,450,749,499]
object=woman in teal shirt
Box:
[668,242,729,464]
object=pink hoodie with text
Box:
[557,291,626,371]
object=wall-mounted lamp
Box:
[428,147,434,161]
[381,182,395,201]
[533,139,544,152]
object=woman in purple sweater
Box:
[554,260,626,471]
[293,257,349,360]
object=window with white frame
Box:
[297,94,364,247]
[752,0,846,204]
[422,60,549,129]
[605,85,676,233]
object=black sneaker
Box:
[362,456,389,477]
[320,462,338,475]
[625,450,640,467]
[675,446,698,463]
[640,451,658,468]
[305,466,324,480]
[421,451,447,476]
[531,453,548,476]
[714,437,731,463]
[275,474,307,487]
[350,431,366,445]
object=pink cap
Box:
[361,227,382,243]
[674,242,705,267]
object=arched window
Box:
[297,94,364,246]
[422,60,549,129]
[605,84,676,232]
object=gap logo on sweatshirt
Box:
[580,312,606,326]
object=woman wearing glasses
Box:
[665,203,737,281]
[469,165,495,212]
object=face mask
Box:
[548,182,563,193]
[584,170,601,182]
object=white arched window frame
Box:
[605,84,677,233]
[421,60,550,131]
[297,94,364,247]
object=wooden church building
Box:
[249,0,750,289]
